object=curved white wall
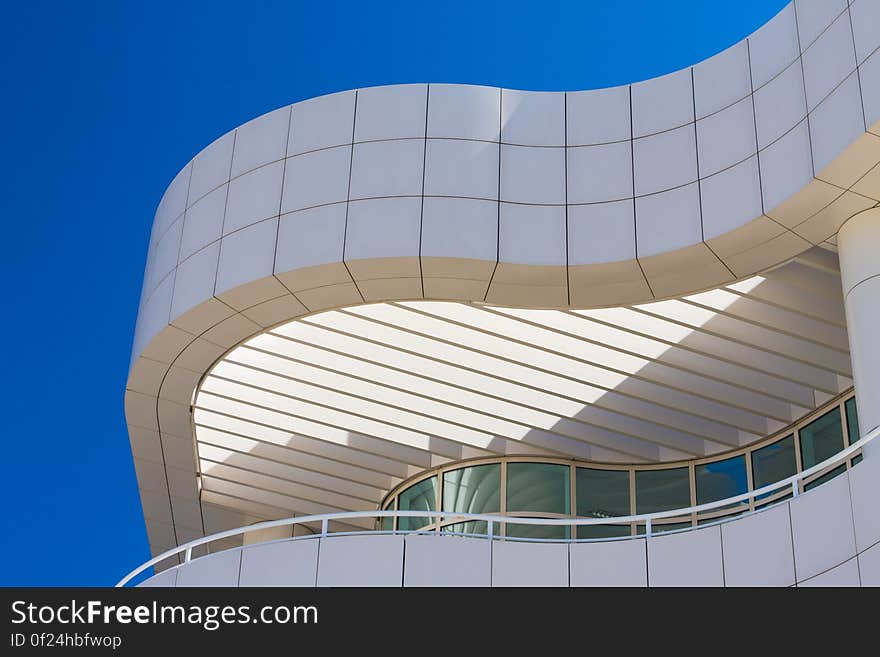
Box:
[133,0,880,362]
[139,450,880,587]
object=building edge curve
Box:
[125,0,880,567]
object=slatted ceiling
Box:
[193,409,420,479]
[214,354,701,461]
[200,490,372,534]
[572,304,833,390]
[198,443,386,502]
[766,260,846,300]
[302,309,772,435]
[202,373,503,455]
[197,427,398,490]
[624,302,849,382]
[212,357,583,452]
[590,308,836,394]
[204,370,651,463]
[199,472,375,528]
[398,302,800,418]
[792,248,841,275]
[204,369,634,463]
[195,394,440,466]
[200,458,380,511]
[193,250,855,525]
[726,278,846,326]
[247,330,749,446]
[202,490,287,525]
[680,297,850,361]
[401,302,789,416]
[685,289,850,351]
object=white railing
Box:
[117,425,878,586]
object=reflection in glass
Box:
[381,499,394,531]
[505,521,569,540]
[635,467,690,514]
[397,476,437,531]
[697,509,745,525]
[442,464,501,535]
[804,464,846,491]
[845,398,863,466]
[442,520,489,535]
[846,397,860,445]
[385,396,860,539]
[576,468,631,539]
[751,434,796,498]
[694,455,748,510]
[506,462,570,514]
[637,520,691,535]
[799,407,844,470]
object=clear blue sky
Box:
[0,0,788,585]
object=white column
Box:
[838,208,880,457]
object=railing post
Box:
[184,547,192,563]
[321,518,328,537]
[487,520,494,542]
[645,519,652,537]
[792,480,799,498]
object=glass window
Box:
[751,434,796,495]
[381,499,395,531]
[442,463,500,535]
[506,462,570,514]
[799,407,845,470]
[696,509,746,525]
[576,468,630,539]
[804,464,846,492]
[505,521,569,540]
[442,521,491,536]
[635,467,690,514]
[640,521,691,534]
[845,398,863,466]
[845,397,859,446]
[577,523,631,539]
[397,476,437,531]
[694,455,748,507]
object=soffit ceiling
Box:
[192,247,851,525]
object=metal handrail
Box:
[117,424,878,586]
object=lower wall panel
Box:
[139,456,880,587]
[798,557,861,587]
[569,538,647,587]
[239,538,319,586]
[403,534,491,587]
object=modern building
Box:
[123,1,880,587]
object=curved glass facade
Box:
[379,391,861,538]
[442,463,500,535]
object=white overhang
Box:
[190,253,852,530]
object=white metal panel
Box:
[721,504,796,586]
[789,472,857,581]
[403,534,491,587]
[647,526,725,586]
[491,541,568,587]
[238,538,319,586]
[570,538,648,587]
[316,534,404,587]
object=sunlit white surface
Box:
[192,257,852,521]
